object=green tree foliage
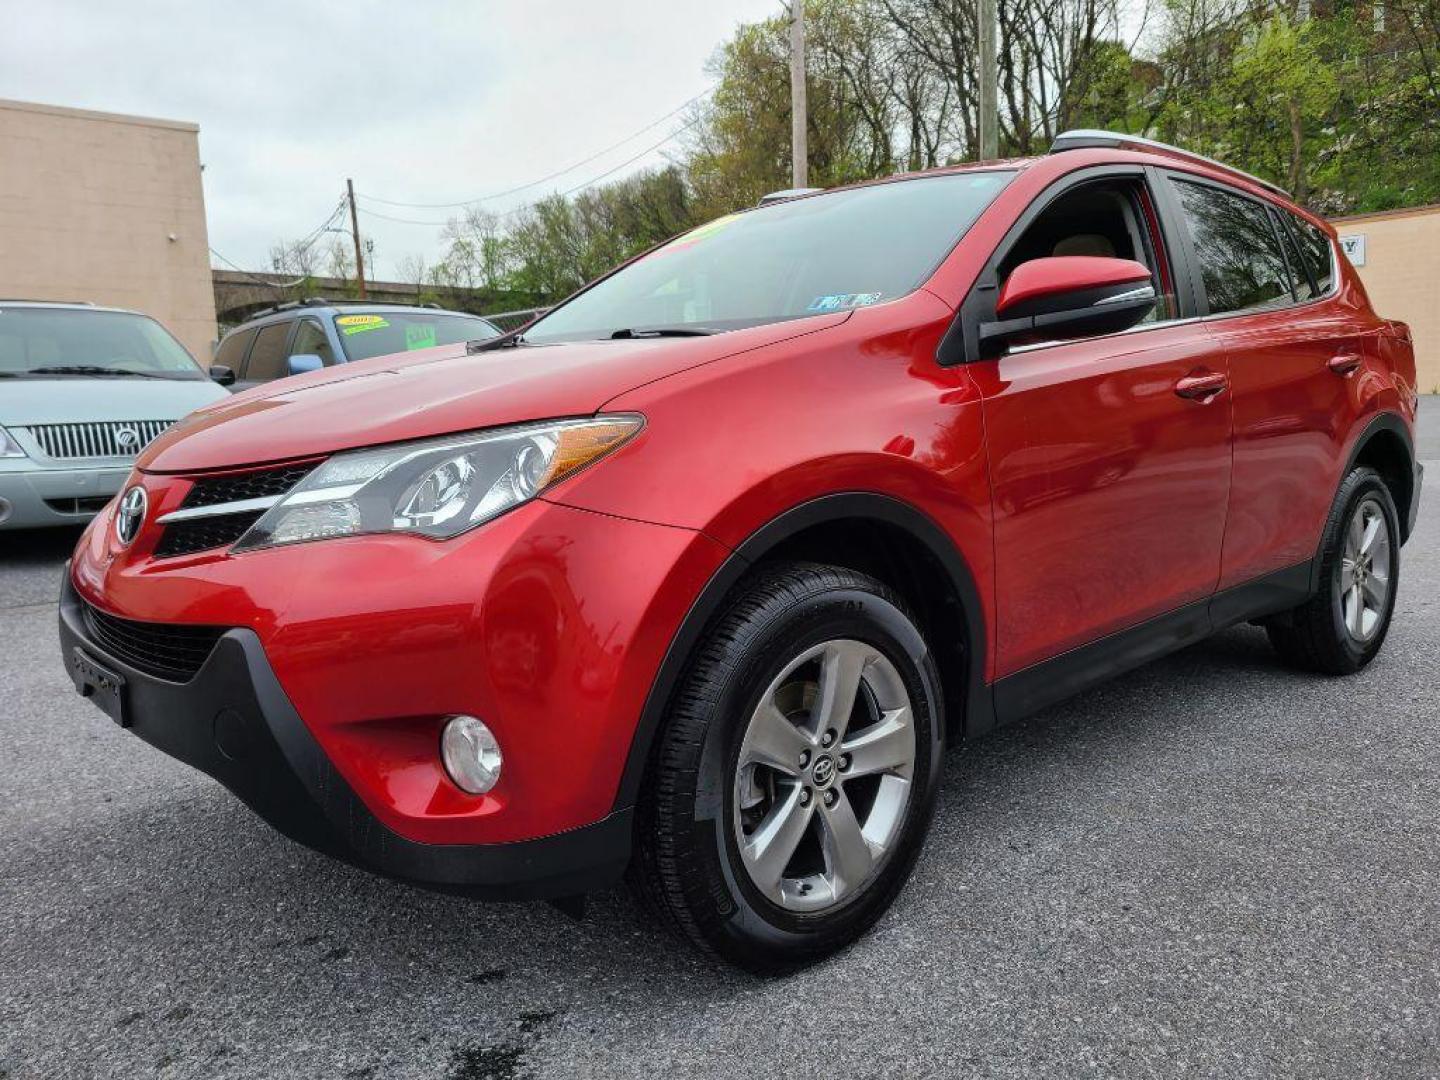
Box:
[355,0,1436,309]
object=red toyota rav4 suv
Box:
[62,131,1421,971]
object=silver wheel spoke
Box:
[1360,513,1382,556]
[742,785,813,893]
[742,699,812,776]
[817,788,874,892]
[1363,574,1387,609]
[812,640,871,741]
[840,708,913,778]
[1346,587,1364,636]
[732,637,916,913]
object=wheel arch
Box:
[612,492,992,813]
[1346,412,1417,543]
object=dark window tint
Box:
[1275,212,1320,301]
[1286,214,1335,297]
[290,320,336,365]
[1172,180,1294,314]
[243,321,294,382]
[214,328,255,372]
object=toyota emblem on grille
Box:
[114,427,141,452]
[114,485,148,546]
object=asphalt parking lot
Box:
[2,403,1437,1080]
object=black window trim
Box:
[1159,167,1339,323]
[939,163,1198,366]
[1278,208,1339,302]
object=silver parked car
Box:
[0,301,229,530]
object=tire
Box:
[630,562,944,973]
[1267,466,1401,675]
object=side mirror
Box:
[981,256,1156,353]
[287,353,324,376]
[208,364,235,386]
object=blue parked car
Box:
[211,301,502,391]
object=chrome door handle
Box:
[1174,371,1228,403]
[1328,353,1363,376]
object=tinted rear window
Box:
[1172,180,1294,315]
[1286,214,1335,297]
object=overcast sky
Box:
[1,0,782,280]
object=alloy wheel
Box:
[732,639,916,913]
[1338,495,1392,642]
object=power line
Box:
[209,194,348,283]
[357,113,703,230]
[358,87,713,210]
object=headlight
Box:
[0,425,27,459]
[234,415,642,551]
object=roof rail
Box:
[1049,129,1290,199]
[758,187,824,206]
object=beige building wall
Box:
[0,99,217,361]
[1329,204,1440,393]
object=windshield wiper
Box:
[609,327,718,339]
[466,330,526,353]
[24,365,169,378]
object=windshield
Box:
[335,311,500,361]
[524,171,1015,343]
[0,307,202,378]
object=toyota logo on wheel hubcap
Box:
[811,754,836,787]
[114,485,147,546]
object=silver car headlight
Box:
[234,415,642,551]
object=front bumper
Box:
[0,464,129,529]
[58,572,633,899]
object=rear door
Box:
[966,166,1234,677]
[1163,174,1368,589]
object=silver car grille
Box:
[24,420,173,461]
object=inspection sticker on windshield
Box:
[336,314,389,335]
[807,292,882,313]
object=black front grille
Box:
[154,511,265,558]
[179,463,316,509]
[154,461,317,558]
[81,601,227,682]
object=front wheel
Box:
[1267,466,1400,675]
[631,563,944,972]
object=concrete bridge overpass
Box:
[212,270,429,327]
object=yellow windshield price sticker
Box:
[336,314,389,335]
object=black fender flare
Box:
[611,492,991,812]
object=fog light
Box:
[440,715,503,794]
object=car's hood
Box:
[139,314,849,473]
[0,377,228,427]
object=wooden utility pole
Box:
[978,0,999,161]
[347,177,368,299]
[789,1,808,188]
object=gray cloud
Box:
[2,0,779,278]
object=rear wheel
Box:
[1267,466,1400,675]
[631,563,943,972]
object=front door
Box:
[965,170,1234,677]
